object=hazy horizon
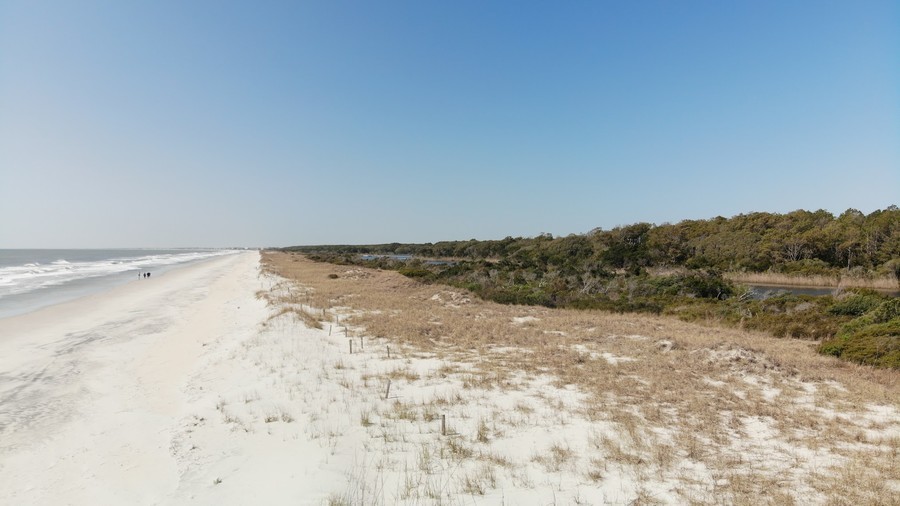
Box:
[2,1,897,249]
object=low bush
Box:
[827,292,885,316]
[398,267,434,281]
[776,259,837,277]
[667,295,849,340]
[819,299,900,369]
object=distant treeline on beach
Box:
[287,207,900,279]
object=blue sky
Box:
[1,1,897,248]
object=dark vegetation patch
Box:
[820,299,900,368]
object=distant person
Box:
[147,272,151,278]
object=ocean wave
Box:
[0,250,239,299]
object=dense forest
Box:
[284,208,900,369]
[290,207,900,278]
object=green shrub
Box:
[828,292,884,316]
[664,295,848,341]
[398,267,435,281]
[867,298,900,323]
[743,309,845,340]
[777,259,837,276]
[822,320,900,368]
[679,272,736,299]
[876,258,900,280]
[637,272,736,300]
[819,299,900,369]
[818,338,845,357]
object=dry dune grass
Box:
[264,251,899,504]
[726,271,900,291]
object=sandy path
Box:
[0,251,267,505]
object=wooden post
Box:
[359,336,364,350]
[387,346,390,359]
[441,414,446,436]
[329,325,332,336]
[385,379,391,400]
[349,339,353,354]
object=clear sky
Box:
[1,1,897,248]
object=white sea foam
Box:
[0,250,240,300]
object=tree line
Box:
[287,207,900,279]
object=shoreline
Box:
[0,249,242,320]
[0,251,269,504]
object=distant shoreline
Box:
[0,249,241,319]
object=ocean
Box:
[0,249,242,319]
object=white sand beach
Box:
[0,251,638,505]
[0,252,274,504]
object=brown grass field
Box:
[264,251,899,505]
[726,272,900,291]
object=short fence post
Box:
[349,339,353,354]
[385,379,391,400]
[441,414,446,436]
